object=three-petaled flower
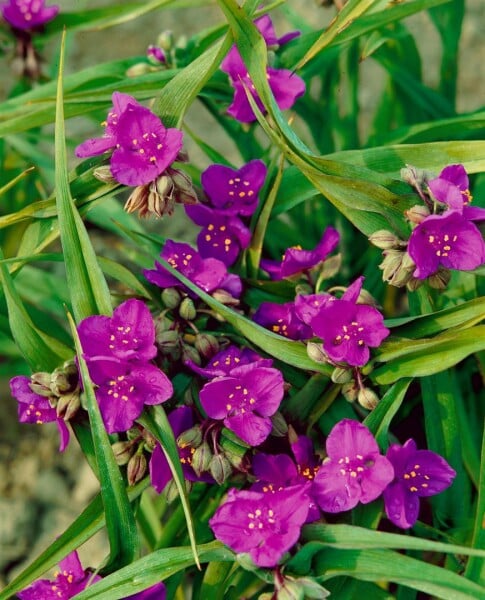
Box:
[303,277,390,367]
[221,16,305,123]
[253,301,312,341]
[383,439,456,529]
[199,363,284,446]
[209,485,309,567]
[407,211,485,279]
[75,92,183,187]
[314,419,394,513]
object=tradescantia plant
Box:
[1,0,485,598]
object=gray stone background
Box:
[1,0,484,589]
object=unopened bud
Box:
[181,343,201,366]
[380,250,414,287]
[126,62,152,78]
[127,451,147,486]
[405,204,430,224]
[306,342,328,364]
[170,169,198,205]
[331,367,353,384]
[355,288,379,307]
[209,453,232,485]
[191,442,212,476]
[271,411,288,437]
[400,165,432,188]
[51,361,79,396]
[406,276,424,292]
[179,297,197,321]
[147,45,166,64]
[93,166,116,184]
[161,287,183,309]
[56,392,81,420]
[275,580,304,600]
[369,230,401,250]
[29,372,52,397]
[357,387,379,410]
[194,333,220,360]
[111,441,135,466]
[156,329,181,357]
[177,425,203,448]
[211,289,240,307]
[157,30,174,52]
[342,381,359,402]
[318,253,342,280]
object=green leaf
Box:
[54,31,113,322]
[72,542,234,600]
[68,312,140,571]
[369,326,485,384]
[0,247,72,371]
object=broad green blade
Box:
[54,31,113,322]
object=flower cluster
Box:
[185,160,267,266]
[371,163,485,287]
[221,15,305,123]
[77,298,173,433]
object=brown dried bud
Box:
[50,361,79,396]
[29,372,52,397]
[427,267,451,290]
[127,451,147,486]
[56,392,81,421]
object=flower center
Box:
[427,232,458,258]
[333,321,365,346]
[108,325,139,352]
[130,131,164,164]
[107,375,135,402]
[246,507,276,531]
[299,464,320,481]
[226,175,256,204]
[204,223,233,254]
[225,384,257,416]
[402,463,431,493]
[337,454,372,478]
[167,251,194,271]
[272,318,289,337]
[462,188,473,204]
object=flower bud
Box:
[318,253,342,280]
[29,372,52,397]
[161,287,183,309]
[127,451,147,486]
[357,387,379,410]
[400,165,432,188]
[369,230,401,250]
[56,392,81,421]
[157,30,174,52]
[342,381,358,402]
[275,580,304,600]
[177,425,203,448]
[125,62,152,78]
[406,276,424,292]
[331,367,353,384]
[211,289,240,307]
[379,250,414,287]
[271,411,288,437]
[194,333,220,360]
[191,442,212,476]
[181,343,201,366]
[209,453,232,485]
[93,166,116,184]
[179,297,197,321]
[219,428,250,471]
[405,204,430,225]
[147,45,166,64]
[306,342,328,364]
[156,329,181,358]
[50,361,79,396]
[111,441,135,466]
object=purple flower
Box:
[428,164,472,211]
[150,406,212,493]
[10,375,70,452]
[252,439,321,522]
[146,45,166,64]
[75,92,137,159]
[313,419,394,513]
[383,439,456,529]
[199,363,284,446]
[88,360,173,434]
[18,550,101,599]
[221,17,305,123]
[187,344,272,379]
[253,301,312,340]
[185,204,251,266]
[307,277,390,367]
[1,0,59,30]
[408,211,485,279]
[143,240,242,298]
[201,160,267,216]
[209,485,309,567]
[261,227,340,280]
[78,299,157,364]
[126,582,166,600]
[75,92,183,187]
[294,292,334,325]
